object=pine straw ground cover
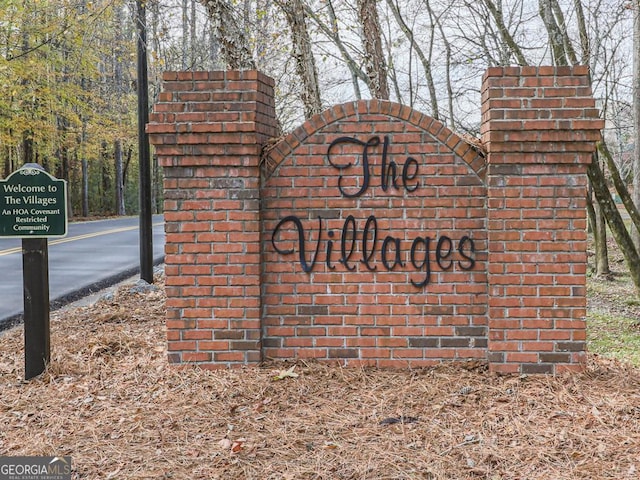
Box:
[0,281,639,480]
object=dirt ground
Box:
[1,273,639,479]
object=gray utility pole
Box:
[136,0,154,283]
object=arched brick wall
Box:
[260,101,488,367]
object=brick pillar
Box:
[147,71,278,368]
[481,66,603,374]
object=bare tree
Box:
[357,0,389,99]
[537,0,640,291]
[589,153,640,294]
[482,0,529,65]
[182,0,189,69]
[386,0,438,118]
[429,2,454,127]
[114,2,127,216]
[304,0,366,99]
[538,0,569,65]
[586,187,610,276]
[572,0,610,277]
[275,0,322,119]
[633,0,640,249]
[599,142,640,240]
[199,0,255,69]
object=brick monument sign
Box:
[147,66,603,374]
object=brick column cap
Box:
[147,70,278,168]
[481,65,604,161]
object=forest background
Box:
[1,0,640,290]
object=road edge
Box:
[0,256,164,332]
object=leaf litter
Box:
[0,276,639,479]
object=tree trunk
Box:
[3,146,11,177]
[572,0,590,63]
[386,0,438,118]
[100,140,110,214]
[182,0,188,69]
[20,5,34,166]
[633,0,640,249]
[356,0,389,99]
[304,1,366,99]
[586,186,610,276]
[82,158,89,217]
[548,0,578,65]
[57,142,74,218]
[588,158,640,295]
[429,1,454,127]
[594,207,610,277]
[22,136,34,165]
[124,145,133,188]
[200,0,255,69]
[275,0,322,119]
[598,142,640,239]
[483,0,529,65]
[115,139,125,215]
[594,197,611,277]
[191,0,197,66]
[538,0,568,65]
[153,152,162,214]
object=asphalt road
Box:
[0,215,165,329]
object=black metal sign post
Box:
[136,0,154,284]
[0,163,67,380]
[22,238,50,379]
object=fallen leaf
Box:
[273,365,299,381]
[231,439,245,453]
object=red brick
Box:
[182,330,213,340]
[166,319,196,329]
[166,331,180,341]
[182,352,212,362]
[490,363,520,374]
[199,341,230,350]
[506,352,539,363]
[167,341,197,351]
[214,351,245,362]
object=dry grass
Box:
[1,279,640,479]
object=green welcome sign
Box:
[0,164,67,238]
